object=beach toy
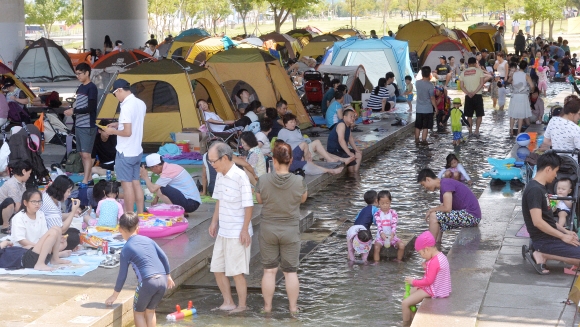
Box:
[404,282,417,312]
[138,214,188,238]
[482,157,524,182]
[166,301,196,321]
[516,146,530,161]
[147,204,185,217]
[516,133,530,147]
[527,132,537,143]
[537,135,544,146]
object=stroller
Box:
[42,111,75,165]
[3,123,51,187]
[303,71,324,107]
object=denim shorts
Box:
[532,237,580,259]
[115,152,142,182]
[407,94,414,101]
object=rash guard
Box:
[412,252,452,298]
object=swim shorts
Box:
[134,274,167,312]
[436,210,480,231]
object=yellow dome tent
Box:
[167,35,208,59]
[301,34,343,59]
[395,19,457,53]
[185,37,257,65]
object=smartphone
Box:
[78,207,91,217]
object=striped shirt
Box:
[41,192,64,229]
[212,164,254,238]
[412,252,452,298]
[367,87,389,110]
[74,82,98,127]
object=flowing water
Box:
[146,83,570,327]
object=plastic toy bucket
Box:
[527,132,538,143]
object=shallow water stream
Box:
[146,83,569,327]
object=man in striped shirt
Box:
[208,142,254,313]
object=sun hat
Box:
[352,235,372,254]
[415,231,436,251]
[452,98,462,105]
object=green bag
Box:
[65,151,83,173]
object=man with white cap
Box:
[140,153,201,213]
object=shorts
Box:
[407,94,414,101]
[21,248,52,268]
[210,235,251,276]
[374,231,401,247]
[160,185,200,213]
[415,113,434,130]
[464,94,485,117]
[259,222,300,273]
[453,131,463,141]
[532,237,580,259]
[436,210,480,231]
[0,198,15,225]
[133,274,167,312]
[75,127,97,153]
[115,151,143,182]
[329,148,356,167]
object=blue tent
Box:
[329,37,414,87]
[175,28,210,40]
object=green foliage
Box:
[436,0,462,23]
[25,0,72,39]
[231,0,257,34]
[266,0,319,32]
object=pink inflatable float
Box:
[138,204,188,238]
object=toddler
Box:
[346,225,373,263]
[96,182,124,228]
[434,87,449,133]
[537,66,548,96]
[353,190,379,231]
[373,190,406,262]
[438,153,472,185]
[572,53,578,69]
[497,82,507,111]
[490,74,500,109]
[403,75,414,113]
[402,231,451,326]
[240,131,267,184]
[449,98,468,146]
[554,178,573,229]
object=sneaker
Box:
[78,182,88,189]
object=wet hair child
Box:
[403,75,414,113]
[96,182,124,228]
[402,231,451,326]
[373,190,406,262]
[497,81,507,111]
[106,213,175,326]
[346,225,373,262]
[438,153,472,185]
[353,190,379,231]
[554,178,573,228]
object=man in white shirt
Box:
[208,142,253,313]
[113,40,123,51]
[105,79,146,213]
[144,39,161,59]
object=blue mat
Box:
[311,116,363,126]
[140,155,202,166]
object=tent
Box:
[68,51,92,67]
[418,37,468,71]
[259,32,302,60]
[185,37,257,64]
[331,27,364,38]
[167,35,208,59]
[0,62,35,100]
[395,19,457,53]
[301,34,343,59]
[316,65,373,100]
[206,48,311,129]
[329,37,414,87]
[469,32,495,52]
[286,28,319,46]
[175,28,211,40]
[13,37,76,82]
[467,23,497,37]
[156,42,172,58]
[98,60,236,143]
[452,29,477,51]
[241,37,263,47]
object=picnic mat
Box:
[516,224,530,237]
[311,116,363,126]
[201,195,258,204]
[0,254,106,276]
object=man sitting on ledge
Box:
[417,168,482,242]
[522,152,580,275]
[140,153,201,214]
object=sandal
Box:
[524,250,550,275]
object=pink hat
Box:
[537,66,544,72]
[415,231,436,251]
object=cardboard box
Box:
[175,131,207,154]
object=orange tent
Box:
[68,52,92,67]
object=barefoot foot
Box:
[211,303,237,311]
[329,167,344,175]
[229,306,247,314]
[51,258,71,265]
[59,250,72,258]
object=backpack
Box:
[65,151,83,173]
[7,102,30,124]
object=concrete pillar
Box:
[0,0,25,68]
[84,0,149,51]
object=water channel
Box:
[148,83,569,327]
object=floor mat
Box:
[516,224,529,237]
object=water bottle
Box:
[383,226,392,248]
[106,170,111,181]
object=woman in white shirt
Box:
[494,53,509,79]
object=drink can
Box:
[102,241,109,254]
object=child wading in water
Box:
[106,213,175,327]
[449,98,468,146]
[438,153,472,185]
[346,225,373,263]
[402,231,451,326]
[497,81,507,111]
[403,75,414,113]
[373,190,405,262]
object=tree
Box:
[435,0,462,24]
[232,0,257,35]
[61,0,82,26]
[201,0,231,34]
[148,0,179,39]
[266,0,318,32]
[25,0,67,39]
[405,0,425,20]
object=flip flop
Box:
[521,245,529,259]
[524,251,550,275]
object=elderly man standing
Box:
[208,142,254,313]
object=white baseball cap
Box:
[145,153,162,168]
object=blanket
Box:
[0,254,105,276]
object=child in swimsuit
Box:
[438,153,472,185]
[373,190,406,262]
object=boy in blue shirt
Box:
[105,213,175,326]
[354,190,379,230]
